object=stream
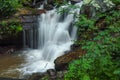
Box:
[0,53,25,78]
[0,1,83,78]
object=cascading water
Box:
[21,1,83,75]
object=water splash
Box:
[21,1,83,75]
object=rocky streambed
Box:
[0,43,85,80]
[27,46,85,80]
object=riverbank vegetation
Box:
[65,0,120,80]
[0,0,120,80]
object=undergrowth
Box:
[0,20,22,38]
[64,5,120,80]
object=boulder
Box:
[70,0,82,4]
[47,69,57,80]
[80,5,96,18]
[54,48,85,71]
[70,44,81,50]
[56,70,67,79]
[47,69,56,76]
[44,4,54,10]
[28,70,56,80]
[48,0,54,5]
[0,46,20,55]
[36,9,46,14]
[28,73,45,80]
[21,0,44,8]
[17,8,35,15]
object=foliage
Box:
[0,0,21,18]
[19,0,33,7]
[54,0,67,6]
[19,0,32,4]
[64,6,120,80]
[0,20,23,38]
[40,75,49,80]
[111,0,120,5]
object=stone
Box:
[47,69,56,76]
[28,73,44,80]
[48,0,54,5]
[36,9,46,14]
[22,0,44,8]
[70,0,82,4]
[0,46,21,55]
[47,69,57,80]
[18,8,33,15]
[54,48,85,71]
[80,5,96,18]
[44,4,54,10]
[56,70,67,79]
[22,1,31,7]
[70,44,81,50]
[32,1,44,8]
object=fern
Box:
[65,4,120,80]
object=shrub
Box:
[0,0,21,18]
[0,20,23,38]
[64,7,120,80]
[111,0,120,5]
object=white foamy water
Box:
[20,1,83,75]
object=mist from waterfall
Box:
[20,1,83,75]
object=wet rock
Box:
[28,73,45,80]
[21,0,44,8]
[70,44,81,50]
[48,0,54,5]
[54,48,85,71]
[32,1,44,8]
[56,70,67,79]
[22,1,32,7]
[36,9,46,14]
[47,69,57,80]
[44,4,54,10]
[17,8,37,15]
[0,46,21,55]
[27,70,51,80]
[70,0,82,4]
[80,5,96,18]
[28,70,68,80]
[95,18,107,30]
[47,69,56,76]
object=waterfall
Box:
[21,1,83,75]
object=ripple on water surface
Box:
[0,54,25,78]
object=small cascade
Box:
[21,1,83,75]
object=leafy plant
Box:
[0,0,21,18]
[111,0,120,5]
[0,20,23,38]
[65,5,120,80]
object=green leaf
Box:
[83,74,90,80]
[16,26,23,31]
[114,68,120,75]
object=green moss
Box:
[0,20,23,38]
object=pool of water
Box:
[0,53,25,79]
